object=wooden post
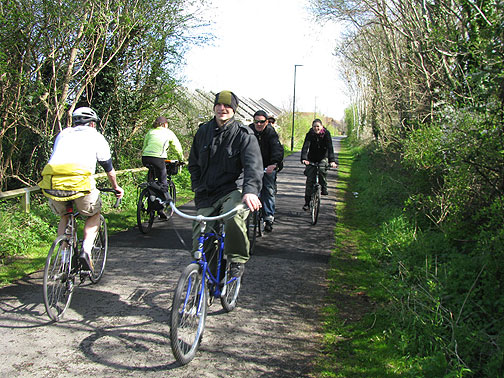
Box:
[22,189,31,213]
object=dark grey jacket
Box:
[188,117,263,209]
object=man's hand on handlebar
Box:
[113,186,125,199]
[265,164,277,174]
[302,160,337,169]
[242,193,262,212]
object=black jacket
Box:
[188,117,263,209]
[300,128,336,163]
[248,124,284,168]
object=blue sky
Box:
[180,0,349,120]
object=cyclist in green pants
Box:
[188,90,263,277]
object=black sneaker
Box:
[230,262,244,278]
[264,220,273,232]
[321,188,328,195]
[303,203,309,211]
[79,251,94,273]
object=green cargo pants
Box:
[191,190,250,263]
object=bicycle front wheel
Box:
[89,214,108,283]
[311,187,321,225]
[137,188,154,234]
[43,235,74,321]
[170,263,207,365]
[220,260,242,312]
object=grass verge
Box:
[314,139,431,377]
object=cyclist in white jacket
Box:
[39,107,124,272]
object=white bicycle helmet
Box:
[72,107,100,126]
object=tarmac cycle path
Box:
[0,136,343,378]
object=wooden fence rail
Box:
[0,167,147,213]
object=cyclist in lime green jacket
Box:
[142,116,183,216]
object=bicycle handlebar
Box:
[304,161,331,169]
[164,159,186,166]
[168,201,247,224]
[98,188,122,208]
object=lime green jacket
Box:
[142,127,183,160]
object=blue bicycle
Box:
[168,202,246,365]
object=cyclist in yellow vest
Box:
[39,107,124,272]
[141,116,184,218]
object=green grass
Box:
[0,168,194,287]
[314,140,442,377]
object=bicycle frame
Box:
[172,204,242,301]
[63,204,79,255]
[310,162,322,192]
[43,188,119,321]
[61,188,119,278]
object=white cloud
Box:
[181,0,349,120]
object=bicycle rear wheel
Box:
[164,180,176,220]
[43,235,74,321]
[137,188,154,233]
[246,210,258,254]
[220,260,242,312]
[310,187,321,225]
[170,263,207,365]
[89,214,108,283]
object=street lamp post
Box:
[291,64,303,151]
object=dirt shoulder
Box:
[0,137,342,378]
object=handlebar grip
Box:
[113,197,121,208]
[97,187,122,208]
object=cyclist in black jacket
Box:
[249,110,284,232]
[300,119,337,210]
[188,90,263,278]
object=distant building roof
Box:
[183,88,283,123]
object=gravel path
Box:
[0,137,342,378]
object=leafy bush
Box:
[333,139,504,376]
[0,199,57,261]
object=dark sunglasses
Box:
[254,119,267,124]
